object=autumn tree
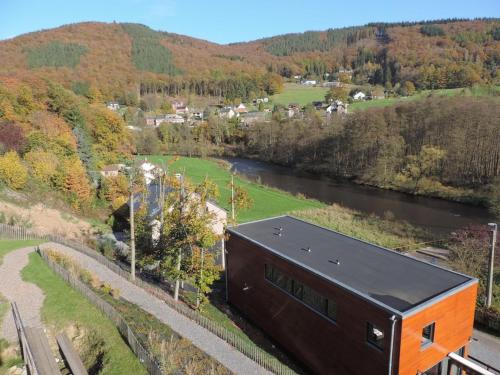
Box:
[143,178,222,306]
[24,150,59,184]
[100,174,129,209]
[400,146,446,192]
[62,158,92,208]
[0,151,28,190]
[228,176,253,224]
[325,87,348,103]
[0,121,25,152]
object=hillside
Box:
[0,19,498,102]
[0,76,134,212]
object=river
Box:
[226,157,494,235]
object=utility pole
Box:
[129,170,136,281]
[486,222,497,308]
[196,247,205,308]
[231,174,235,223]
[174,173,185,301]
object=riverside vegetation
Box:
[141,94,500,215]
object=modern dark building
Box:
[226,216,479,375]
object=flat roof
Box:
[228,216,475,315]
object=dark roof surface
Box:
[228,216,473,313]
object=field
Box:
[349,86,500,111]
[270,84,499,111]
[138,156,325,222]
[271,83,328,106]
[22,252,148,375]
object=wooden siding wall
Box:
[398,283,477,375]
[226,233,398,375]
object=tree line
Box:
[149,96,500,210]
[139,72,283,101]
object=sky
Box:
[0,0,499,44]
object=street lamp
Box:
[486,223,497,308]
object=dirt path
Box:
[40,242,271,375]
[0,246,44,342]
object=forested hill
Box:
[0,19,498,101]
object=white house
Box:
[136,160,163,185]
[106,102,120,111]
[235,103,248,114]
[100,164,125,178]
[219,107,237,119]
[254,97,269,104]
[161,114,185,124]
[326,100,348,114]
[353,92,366,101]
[301,80,317,86]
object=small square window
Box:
[421,323,435,348]
[367,322,384,350]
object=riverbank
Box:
[242,154,490,208]
[138,156,432,249]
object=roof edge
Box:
[227,229,404,317]
[281,215,474,281]
[227,215,475,315]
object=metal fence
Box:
[1,223,298,375]
[11,301,40,375]
[38,250,164,375]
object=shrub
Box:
[0,151,28,190]
[79,328,106,374]
[110,288,120,300]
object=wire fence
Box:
[38,249,164,375]
[0,223,298,375]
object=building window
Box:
[367,322,385,350]
[326,299,337,321]
[264,264,337,322]
[421,323,435,348]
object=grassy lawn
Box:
[270,83,328,106]
[349,86,500,112]
[138,156,325,222]
[0,239,44,265]
[21,252,148,375]
[291,205,429,250]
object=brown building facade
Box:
[226,216,478,375]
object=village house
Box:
[219,106,237,119]
[162,114,185,124]
[353,91,367,100]
[322,81,342,88]
[129,180,228,266]
[253,97,269,104]
[100,164,125,178]
[240,111,269,126]
[326,100,348,115]
[136,160,163,185]
[172,100,189,115]
[191,112,203,121]
[235,103,248,114]
[312,101,324,110]
[145,114,185,127]
[301,80,317,86]
[338,67,354,77]
[106,101,120,111]
[287,103,301,118]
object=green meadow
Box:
[137,156,325,223]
